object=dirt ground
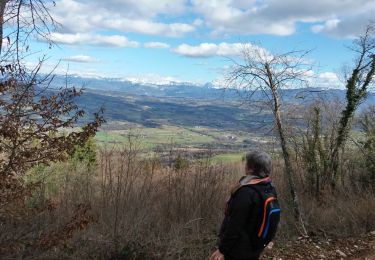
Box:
[261,232,375,260]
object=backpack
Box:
[248,184,280,250]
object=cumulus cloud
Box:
[100,19,195,37]
[174,43,221,57]
[62,55,100,63]
[49,33,140,48]
[173,42,243,57]
[191,0,375,37]
[316,72,341,88]
[74,0,187,18]
[311,16,375,38]
[52,0,195,37]
[311,19,341,34]
[144,42,170,49]
[48,0,375,40]
[173,42,268,58]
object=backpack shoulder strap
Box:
[245,184,263,197]
[233,183,265,205]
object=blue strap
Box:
[262,208,281,239]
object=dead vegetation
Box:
[1,138,374,259]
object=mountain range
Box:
[49,75,375,131]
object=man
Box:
[210,151,278,260]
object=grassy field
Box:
[211,152,244,163]
[95,124,250,147]
[96,125,214,147]
[95,122,277,163]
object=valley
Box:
[62,76,374,161]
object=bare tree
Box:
[0,0,7,52]
[0,1,104,256]
[0,1,56,59]
[226,44,311,235]
[330,24,375,187]
[0,0,103,180]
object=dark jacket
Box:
[218,181,272,260]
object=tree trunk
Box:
[264,62,307,234]
[272,87,307,236]
[0,0,8,54]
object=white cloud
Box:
[191,0,296,36]
[49,33,140,48]
[62,55,100,63]
[93,34,140,48]
[311,16,375,38]
[173,42,268,58]
[174,43,219,57]
[191,0,375,37]
[48,0,375,40]
[124,74,182,85]
[100,19,195,37]
[211,77,227,88]
[173,42,242,57]
[317,72,341,88]
[302,71,342,89]
[144,42,170,49]
[311,19,341,34]
[73,0,187,18]
[52,0,195,37]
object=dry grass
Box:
[1,144,374,259]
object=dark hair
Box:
[245,151,272,177]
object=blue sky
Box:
[24,0,375,87]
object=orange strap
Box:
[258,197,275,237]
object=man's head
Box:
[245,151,272,177]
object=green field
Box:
[96,125,213,147]
[95,124,253,148]
[211,152,245,163]
[94,122,276,163]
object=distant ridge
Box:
[49,74,375,104]
[40,74,375,130]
